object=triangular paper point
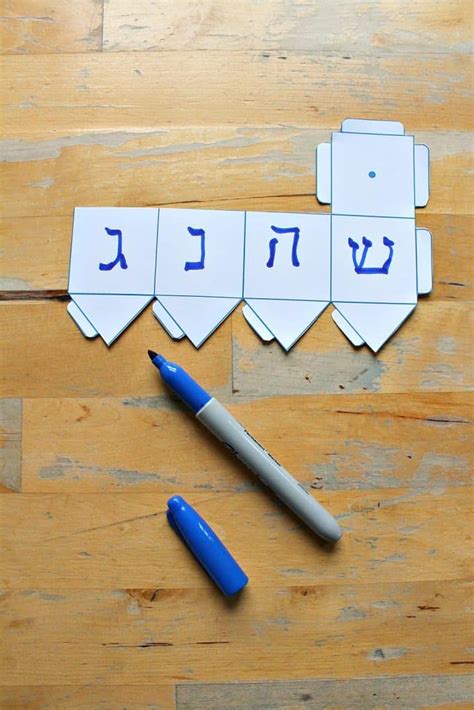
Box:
[157,296,240,347]
[245,300,328,350]
[333,302,416,352]
[71,294,152,345]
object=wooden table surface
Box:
[1,2,473,708]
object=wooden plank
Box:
[1,300,470,398]
[0,0,103,54]
[1,52,472,133]
[1,580,472,684]
[0,302,232,398]
[1,488,472,588]
[0,685,175,709]
[0,399,21,492]
[20,392,472,493]
[0,215,71,291]
[233,302,473,396]
[422,213,473,301]
[234,302,473,395]
[102,0,473,55]
[0,127,472,219]
[177,675,474,710]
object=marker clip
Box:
[166,496,248,596]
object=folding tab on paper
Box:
[243,212,330,350]
[316,117,432,352]
[154,209,245,348]
[68,207,159,345]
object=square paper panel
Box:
[243,212,330,350]
[154,208,245,347]
[331,131,415,219]
[68,207,159,345]
[69,207,158,296]
[331,215,417,305]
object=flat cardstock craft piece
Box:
[67,118,432,351]
[316,118,432,352]
[243,211,330,350]
[155,208,245,347]
[68,207,159,345]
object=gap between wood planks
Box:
[0,290,69,301]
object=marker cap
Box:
[166,496,248,596]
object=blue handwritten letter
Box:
[184,227,206,271]
[266,226,301,268]
[99,227,128,271]
[348,236,394,275]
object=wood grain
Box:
[1,489,472,589]
[1,580,472,684]
[2,52,472,133]
[20,392,472,493]
[0,301,232,398]
[0,685,176,709]
[0,1,103,54]
[232,303,472,396]
[0,399,21,492]
[1,0,472,705]
[1,300,471,397]
[102,0,473,55]
[176,675,474,710]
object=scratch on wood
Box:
[43,510,165,542]
[369,647,407,661]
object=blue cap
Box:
[166,496,248,596]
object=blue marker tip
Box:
[148,350,165,367]
[147,351,211,413]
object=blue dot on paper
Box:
[368,170,376,178]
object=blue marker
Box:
[148,352,342,543]
[167,496,248,596]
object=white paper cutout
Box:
[414,144,430,207]
[157,296,239,348]
[316,143,331,204]
[152,301,185,340]
[246,300,328,351]
[341,118,404,135]
[68,207,158,344]
[67,118,432,351]
[154,208,245,346]
[331,310,364,347]
[317,117,432,352]
[242,305,274,342]
[243,212,330,349]
[331,215,417,304]
[333,302,416,353]
[331,131,415,219]
[416,229,433,295]
[67,301,98,339]
[72,294,152,346]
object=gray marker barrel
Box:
[197,399,342,543]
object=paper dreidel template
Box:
[67,118,432,351]
[317,118,432,352]
[154,208,245,348]
[243,211,330,350]
[68,207,159,345]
